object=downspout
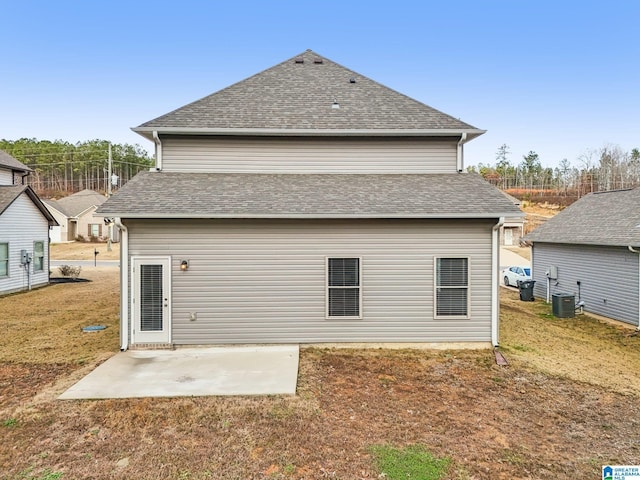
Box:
[491,217,505,346]
[629,246,640,329]
[152,130,163,171]
[115,218,129,350]
[456,132,467,173]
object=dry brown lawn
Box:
[521,201,562,217]
[51,241,120,261]
[520,201,562,236]
[1,271,640,479]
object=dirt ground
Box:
[521,202,562,217]
[520,201,560,236]
[1,268,640,479]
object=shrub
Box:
[58,265,82,279]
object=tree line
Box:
[468,143,640,202]
[0,138,154,198]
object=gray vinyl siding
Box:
[0,169,13,185]
[532,243,640,325]
[126,218,494,345]
[0,193,51,294]
[160,136,458,174]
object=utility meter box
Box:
[20,250,29,264]
[547,265,558,280]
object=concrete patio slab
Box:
[59,345,299,399]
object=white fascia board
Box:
[96,212,516,220]
[132,127,486,140]
[76,205,100,219]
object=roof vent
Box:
[294,57,304,64]
[332,98,340,109]
[313,57,324,64]
[349,77,356,83]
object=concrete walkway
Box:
[59,345,299,399]
[500,247,530,270]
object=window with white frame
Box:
[435,257,469,317]
[89,224,101,238]
[0,243,8,277]
[327,257,361,318]
[33,241,44,271]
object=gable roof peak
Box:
[134,49,484,140]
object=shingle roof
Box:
[526,187,640,247]
[97,171,522,219]
[44,189,106,217]
[134,50,484,139]
[0,185,58,225]
[0,150,32,173]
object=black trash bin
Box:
[518,280,536,301]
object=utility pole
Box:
[107,142,113,252]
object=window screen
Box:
[327,258,360,317]
[436,257,469,317]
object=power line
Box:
[25,159,153,168]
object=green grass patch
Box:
[17,467,63,480]
[368,444,450,480]
[511,344,534,352]
[3,417,17,427]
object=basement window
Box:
[435,257,469,318]
[327,257,361,318]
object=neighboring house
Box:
[526,188,640,326]
[501,192,525,246]
[98,50,522,350]
[44,189,118,243]
[0,151,57,295]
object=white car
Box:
[502,266,531,287]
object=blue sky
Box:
[1,1,638,169]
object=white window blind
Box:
[435,257,469,317]
[140,264,163,331]
[327,258,361,317]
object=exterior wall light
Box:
[180,260,189,271]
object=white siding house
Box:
[98,50,522,350]
[0,151,57,295]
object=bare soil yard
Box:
[521,201,561,236]
[1,268,640,479]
